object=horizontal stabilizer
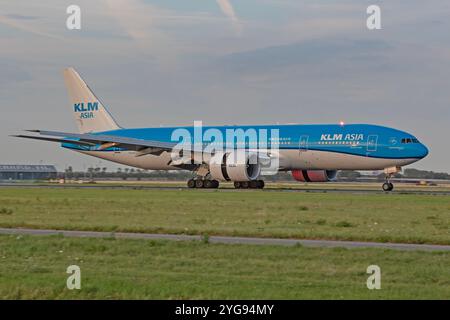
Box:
[11,135,96,146]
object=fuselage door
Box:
[367,135,378,152]
[299,135,309,154]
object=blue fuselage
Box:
[62,123,428,171]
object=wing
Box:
[12,130,276,168]
[13,130,178,156]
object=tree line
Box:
[62,167,450,182]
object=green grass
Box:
[0,234,448,299]
[0,188,449,244]
[28,180,450,192]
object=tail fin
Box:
[63,67,120,133]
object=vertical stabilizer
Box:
[63,67,120,133]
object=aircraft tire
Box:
[382,182,394,192]
[249,180,259,189]
[187,179,196,188]
[240,181,249,189]
[204,180,213,188]
[211,180,219,188]
[257,180,265,189]
[195,179,204,188]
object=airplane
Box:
[13,68,429,191]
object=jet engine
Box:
[209,151,261,181]
[291,170,337,182]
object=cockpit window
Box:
[401,138,419,144]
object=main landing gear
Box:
[187,179,219,189]
[187,179,265,189]
[234,180,265,189]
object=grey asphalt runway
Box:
[1,227,449,251]
[1,183,450,195]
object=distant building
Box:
[0,165,58,180]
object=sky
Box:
[0,0,449,172]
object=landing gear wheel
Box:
[240,181,249,189]
[234,181,241,189]
[204,180,213,188]
[249,180,259,189]
[256,180,265,189]
[187,179,196,188]
[382,182,394,192]
[195,179,204,188]
[211,180,219,188]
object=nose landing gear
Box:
[382,181,394,192]
[382,166,401,192]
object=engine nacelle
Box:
[291,170,337,182]
[209,151,261,181]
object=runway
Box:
[1,183,450,195]
[1,227,449,251]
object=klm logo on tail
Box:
[74,102,98,119]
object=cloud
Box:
[217,38,393,75]
[216,0,242,36]
[103,0,166,42]
[101,0,180,63]
[0,61,32,86]
[0,0,449,172]
[4,14,39,20]
[0,14,63,40]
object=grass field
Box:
[12,180,450,192]
[0,188,449,244]
[0,234,449,299]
